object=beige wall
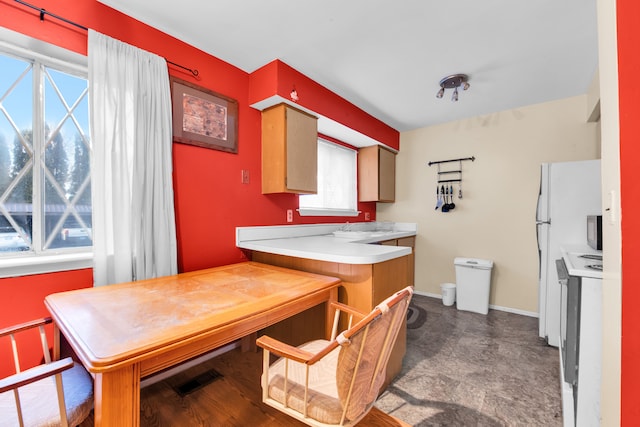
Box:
[378,95,599,314]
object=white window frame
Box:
[0,27,92,278]
[298,138,359,217]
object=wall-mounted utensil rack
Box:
[429,156,475,211]
[428,156,475,183]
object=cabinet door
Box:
[378,146,396,202]
[286,106,317,193]
[358,145,380,201]
[262,103,317,194]
[397,237,415,286]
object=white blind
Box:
[299,139,358,216]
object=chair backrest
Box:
[0,317,93,427]
[334,287,412,423]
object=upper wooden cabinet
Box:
[358,145,396,202]
[262,103,318,194]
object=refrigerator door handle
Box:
[537,219,551,225]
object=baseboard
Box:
[412,290,538,318]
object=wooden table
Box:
[44,262,340,426]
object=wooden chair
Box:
[0,317,93,427]
[256,286,413,427]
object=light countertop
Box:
[236,223,416,264]
[561,245,603,279]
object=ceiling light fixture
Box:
[436,74,470,102]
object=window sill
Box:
[0,252,93,279]
[297,208,360,217]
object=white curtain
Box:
[88,30,177,286]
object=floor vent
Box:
[173,369,223,397]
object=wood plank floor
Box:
[79,347,409,426]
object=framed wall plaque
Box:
[170,77,238,153]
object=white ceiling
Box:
[98,0,599,133]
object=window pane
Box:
[43,67,91,249]
[300,140,356,211]
[0,54,33,252]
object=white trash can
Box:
[454,257,494,314]
[440,283,456,306]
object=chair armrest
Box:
[329,301,366,320]
[257,335,340,365]
[256,335,315,363]
[0,317,52,338]
[0,357,73,393]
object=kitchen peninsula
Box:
[236,222,417,385]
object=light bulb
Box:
[463,82,470,91]
[452,87,459,102]
[436,87,444,99]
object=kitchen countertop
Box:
[236,222,416,264]
[561,244,603,279]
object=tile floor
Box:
[375,294,563,426]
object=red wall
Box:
[617,0,640,423]
[0,0,397,376]
[0,269,92,375]
[249,60,400,150]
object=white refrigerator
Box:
[536,160,601,347]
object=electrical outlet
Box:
[241,169,250,184]
[287,209,293,222]
[364,212,371,221]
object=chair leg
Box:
[54,373,69,427]
[261,349,270,402]
[13,389,24,427]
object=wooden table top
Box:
[45,262,340,373]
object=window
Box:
[0,32,91,267]
[299,139,358,216]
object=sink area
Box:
[331,230,395,239]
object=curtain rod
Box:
[13,0,199,77]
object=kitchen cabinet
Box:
[379,236,415,286]
[261,103,318,194]
[358,145,396,202]
[251,251,409,389]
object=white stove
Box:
[558,245,603,426]
[562,246,603,279]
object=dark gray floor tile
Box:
[376,294,563,426]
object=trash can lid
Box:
[454,257,493,269]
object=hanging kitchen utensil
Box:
[444,186,449,209]
[435,186,443,210]
[449,185,456,210]
[441,185,449,212]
